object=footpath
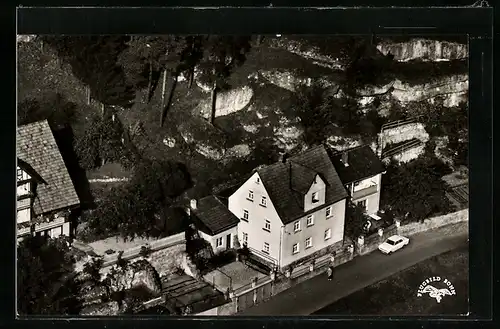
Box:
[236,222,468,316]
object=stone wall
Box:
[398,209,468,236]
[147,243,186,277]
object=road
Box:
[236,222,468,316]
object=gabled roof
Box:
[257,145,348,224]
[191,195,239,236]
[17,120,80,214]
[17,158,47,185]
[330,145,385,184]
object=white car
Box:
[378,235,409,254]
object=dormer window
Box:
[312,192,320,203]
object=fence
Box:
[381,138,423,159]
[101,232,185,268]
[380,116,422,132]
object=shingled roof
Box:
[257,145,348,224]
[330,145,385,184]
[17,120,80,215]
[191,195,239,236]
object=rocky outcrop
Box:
[147,243,186,277]
[105,259,162,295]
[195,144,226,161]
[380,122,429,146]
[80,301,120,316]
[17,35,37,43]
[196,86,254,119]
[273,117,303,151]
[326,135,362,152]
[357,74,468,107]
[259,70,337,92]
[376,39,468,62]
[225,144,252,159]
[268,37,345,70]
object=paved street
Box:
[236,222,468,316]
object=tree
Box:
[18,93,77,129]
[17,236,82,315]
[85,159,192,241]
[196,35,252,125]
[344,202,369,240]
[43,36,135,110]
[82,256,104,286]
[380,157,454,222]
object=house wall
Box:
[199,226,238,254]
[228,172,282,265]
[17,207,31,224]
[280,198,346,269]
[303,175,326,212]
[350,173,382,215]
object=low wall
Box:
[356,225,398,256]
[398,209,468,236]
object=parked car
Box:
[378,235,409,254]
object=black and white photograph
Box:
[16,34,469,317]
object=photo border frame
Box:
[3,2,494,328]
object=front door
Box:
[226,234,231,249]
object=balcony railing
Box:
[352,184,378,200]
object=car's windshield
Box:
[386,239,396,245]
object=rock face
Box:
[326,135,362,152]
[105,259,162,295]
[80,301,120,316]
[268,37,345,70]
[357,75,468,107]
[380,122,429,146]
[195,144,226,161]
[260,70,337,92]
[147,243,186,277]
[376,39,468,62]
[196,86,254,119]
[273,117,304,151]
[226,144,252,159]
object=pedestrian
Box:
[327,265,334,281]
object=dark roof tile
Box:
[258,145,348,224]
[191,195,239,235]
[330,145,385,184]
[17,120,80,214]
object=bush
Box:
[381,156,454,222]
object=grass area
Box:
[314,245,469,316]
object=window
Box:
[264,219,271,232]
[263,242,270,254]
[260,196,267,207]
[324,228,332,240]
[248,190,254,201]
[312,191,320,203]
[256,177,260,184]
[292,243,299,254]
[17,168,23,181]
[216,237,223,248]
[242,209,249,221]
[326,206,332,218]
[293,221,301,232]
[354,181,361,187]
[305,237,313,248]
[358,200,367,211]
[306,215,314,226]
[242,232,248,245]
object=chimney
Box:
[341,152,349,167]
[190,199,197,210]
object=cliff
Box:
[376,38,468,62]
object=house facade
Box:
[227,145,349,270]
[17,120,80,242]
[330,145,386,216]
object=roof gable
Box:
[257,145,348,224]
[330,145,385,184]
[17,120,80,214]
